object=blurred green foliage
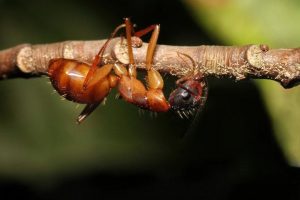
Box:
[185,0,300,165]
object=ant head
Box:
[169,77,207,118]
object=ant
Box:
[47,18,170,123]
[168,53,208,118]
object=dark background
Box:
[0,0,299,199]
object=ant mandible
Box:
[47,18,170,123]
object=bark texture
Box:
[1,39,300,88]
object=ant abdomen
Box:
[48,58,114,104]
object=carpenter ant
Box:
[47,18,170,123]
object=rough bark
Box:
[1,39,300,88]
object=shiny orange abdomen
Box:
[48,58,111,104]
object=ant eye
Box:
[181,90,191,101]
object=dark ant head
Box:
[168,77,207,118]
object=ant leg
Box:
[145,25,170,112]
[146,25,163,87]
[83,23,126,89]
[134,24,156,38]
[145,25,160,70]
[124,18,137,77]
[124,19,157,76]
[76,103,100,124]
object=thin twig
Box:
[1,39,300,88]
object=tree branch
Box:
[1,39,300,88]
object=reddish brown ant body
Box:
[48,18,170,123]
